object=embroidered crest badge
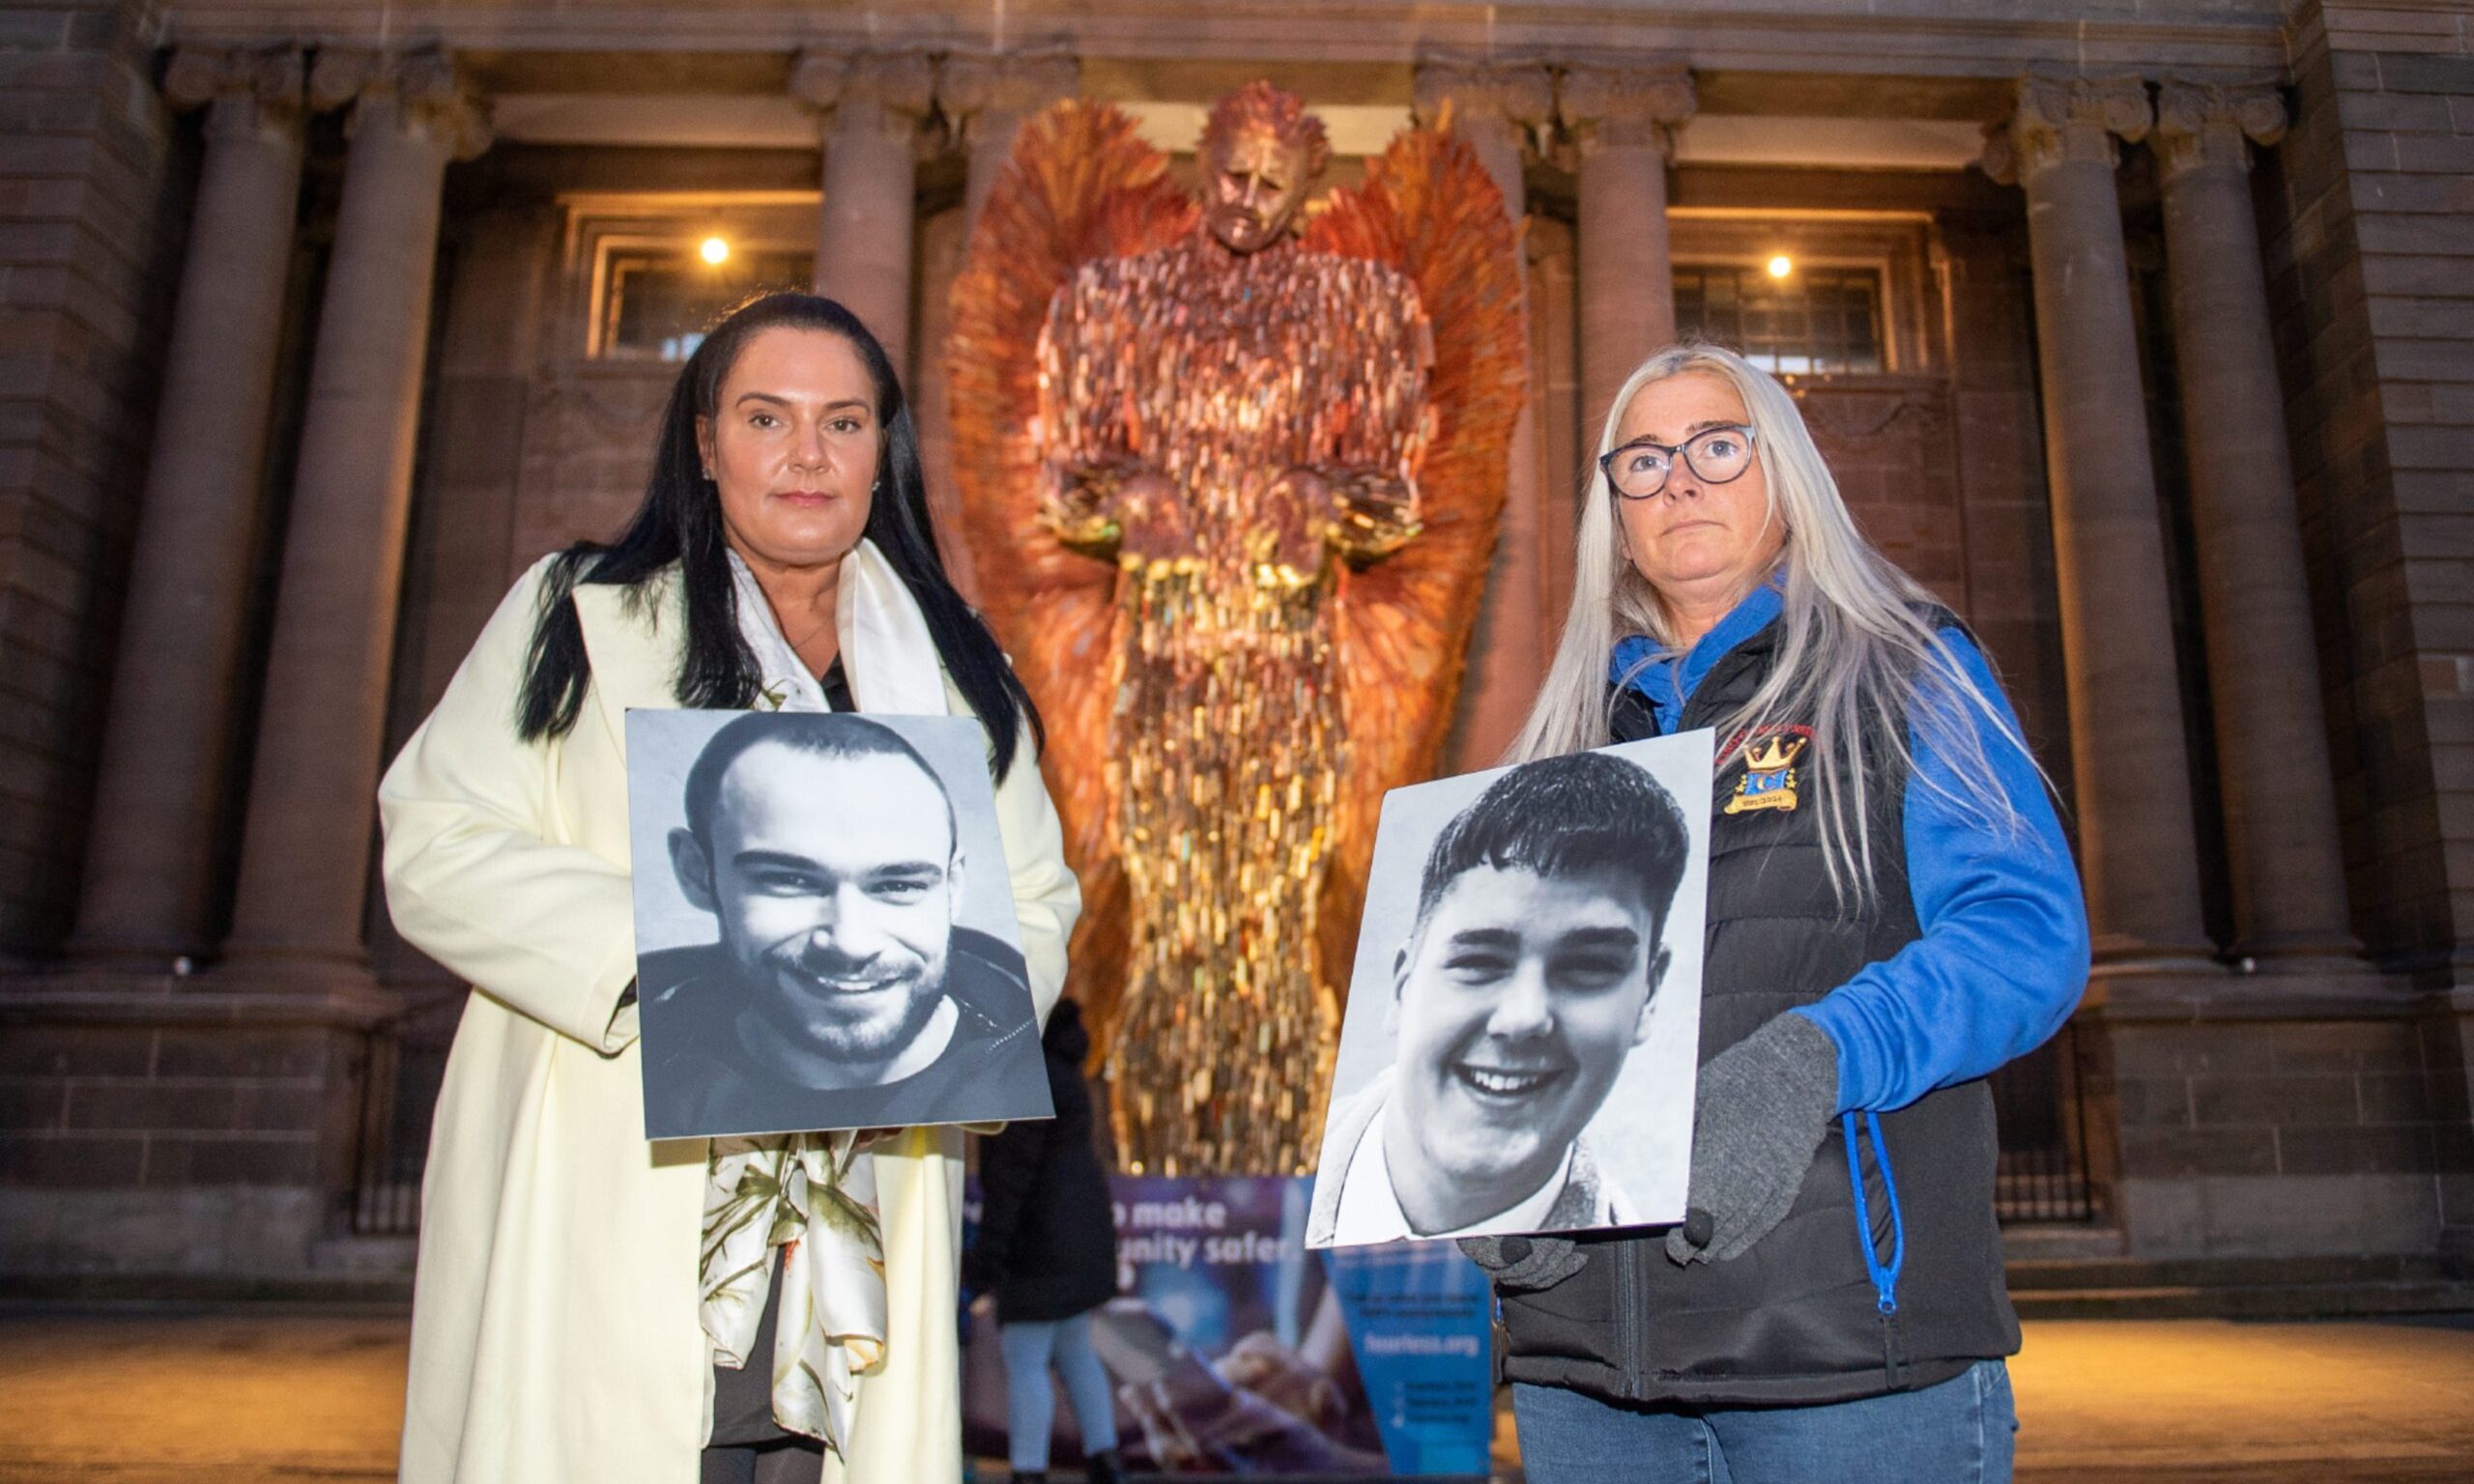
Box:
[1725,731,1810,815]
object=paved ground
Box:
[2,1308,2471,1481]
[0,1307,404,1482]
[2007,1314,2474,1482]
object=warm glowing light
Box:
[1766,253,1794,279]
[699,236,731,266]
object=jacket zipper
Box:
[1618,1229,1646,1395]
[1842,1111,1908,1389]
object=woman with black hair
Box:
[378,293,1081,1484]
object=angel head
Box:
[1199,81,1332,254]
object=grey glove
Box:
[1457,1233,1587,1291]
[1666,1012,1839,1266]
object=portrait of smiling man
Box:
[635,711,1050,1138]
[1309,751,1695,1245]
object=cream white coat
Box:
[379,556,1079,1483]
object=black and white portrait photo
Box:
[1307,733,1712,1247]
[625,710,1053,1139]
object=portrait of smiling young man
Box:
[1309,751,1697,1246]
[635,711,1050,1139]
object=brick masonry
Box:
[2097,1010,2460,1254]
[1942,219,2072,784]
[2266,2,2474,982]
[0,1020,323,1187]
[2228,0,2474,1256]
[0,1005,363,1270]
[0,0,184,960]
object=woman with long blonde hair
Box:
[1466,344,2089,1483]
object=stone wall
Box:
[1942,217,2071,777]
[2268,1,2474,982]
[0,1010,359,1273]
[0,0,184,959]
[2098,0,2474,1262]
[2102,1012,2451,1258]
[2284,0,2474,1251]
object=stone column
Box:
[940,49,1080,232]
[1560,60,1694,434]
[67,47,305,968]
[1982,76,2215,975]
[1415,61,1555,770]
[794,50,935,378]
[2155,81,2363,971]
[219,49,488,985]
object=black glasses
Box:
[1598,424,1759,500]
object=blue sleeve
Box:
[1790,628,2092,1114]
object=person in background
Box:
[1462,342,2089,1484]
[964,999,1125,1484]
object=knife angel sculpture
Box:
[949,82,1525,1175]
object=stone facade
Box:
[1,0,2470,1289]
[0,0,184,960]
[2259,0,2474,1262]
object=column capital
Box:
[1412,57,1555,135]
[1557,59,1695,156]
[936,47,1079,141]
[2154,80,2287,181]
[163,44,302,115]
[791,48,937,138]
[1980,74,2151,186]
[309,45,490,159]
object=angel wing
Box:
[947,101,1196,1046]
[1302,122,1528,997]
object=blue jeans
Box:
[999,1312,1121,1472]
[1513,1360,2016,1484]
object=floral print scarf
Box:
[699,539,950,1454]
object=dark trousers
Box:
[703,1253,827,1484]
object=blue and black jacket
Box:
[1494,586,2089,1407]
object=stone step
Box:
[2013,1279,2474,1321]
[2006,1250,2466,1292]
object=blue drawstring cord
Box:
[1841,1111,1905,1316]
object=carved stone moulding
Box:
[163,43,303,112]
[309,44,492,159]
[2153,78,2287,180]
[1557,57,1696,158]
[1410,56,1556,154]
[791,46,937,148]
[1978,72,2152,186]
[937,46,1081,142]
